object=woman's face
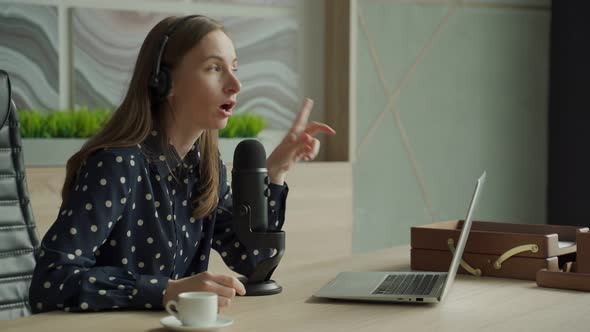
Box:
[168,29,241,133]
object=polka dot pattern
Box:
[30,137,289,313]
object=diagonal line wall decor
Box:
[352,0,551,252]
[356,2,458,223]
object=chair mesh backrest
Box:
[0,70,40,319]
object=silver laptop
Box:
[313,172,486,304]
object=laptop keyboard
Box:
[372,274,441,296]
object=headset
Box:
[149,15,204,101]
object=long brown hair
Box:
[62,15,224,220]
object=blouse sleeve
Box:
[29,150,168,313]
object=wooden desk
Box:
[2,246,589,332]
[9,163,589,331]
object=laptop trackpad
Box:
[316,272,387,297]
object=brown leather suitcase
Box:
[410,220,588,281]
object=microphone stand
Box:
[233,204,285,296]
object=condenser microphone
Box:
[231,140,271,232]
[231,139,284,296]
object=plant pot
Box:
[218,129,285,163]
[21,129,286,167]
[22,138,86,167]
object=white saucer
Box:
[160,315,233,331]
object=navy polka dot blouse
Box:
[29,131,288,313]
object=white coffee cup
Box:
[165,292,218,327]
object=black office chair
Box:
[0,70,40,319]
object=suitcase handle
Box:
[448,238,540,275]
[447,238,482,276]
[493,244,539,269]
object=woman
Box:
[29,15,335,313]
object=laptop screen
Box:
[439,171,486,302]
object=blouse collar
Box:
[140,130,200,177]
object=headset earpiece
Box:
[150,65,171,101]
[150,15,203,102]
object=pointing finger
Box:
[304,122,336,137]
[291,98,314,131]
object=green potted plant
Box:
[218,113,283,162]
[19,107,112,167]
[19,108,281,166]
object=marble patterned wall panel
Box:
[223,16,299,128]
[72,10,171,111]
[73,9,300,129]
[192,0,297,6]
[0,4,59,111]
